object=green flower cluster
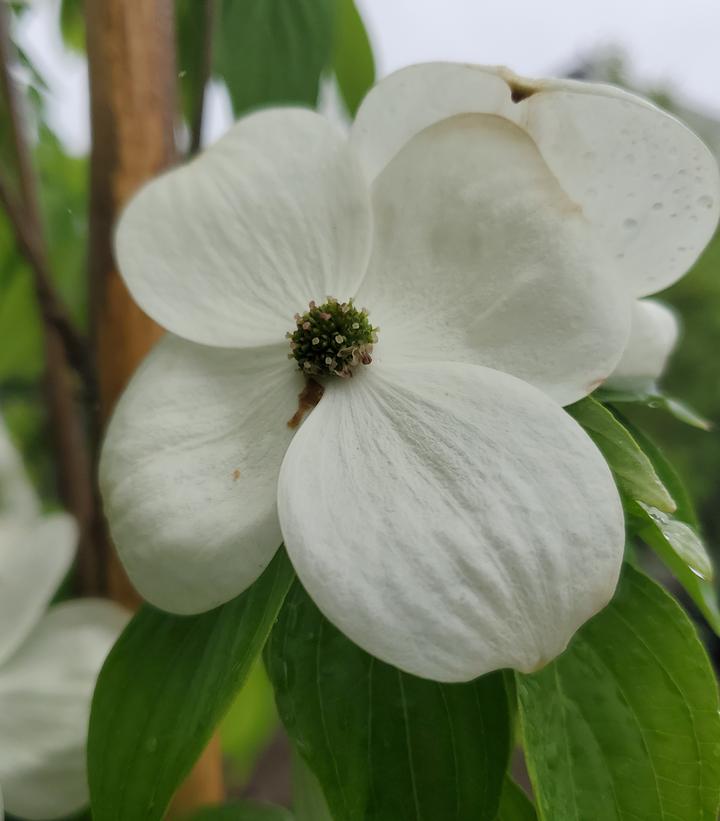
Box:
[288,297,378,378]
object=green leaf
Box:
[567,396,675,512]
[266,581,511,821]
[495,778,536,820]
[214,0,335,116]
[518,565,720,820]
[88,549,295,821]
[596,387,712,431]
[619,417,720,633]
[332,0,375,115]
[176,0,214,128]
[221,660,279,783]
[188,802,293,821]
[293,752,334,821]
[59,0,85,52]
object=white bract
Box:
[0,418,127,820]
[101,63,719,683]
[605,298,680,390]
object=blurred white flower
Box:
[100,64,717,682]
[0,418,127,820]
[604,299,680,390]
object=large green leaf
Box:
[266,581,511,821]
[332,0,374,115]
[189,802,293,821]
[214,0,335,116]
[88,549,295,821]
[567,396,675,512]
[518,565,720,820]
[616,414,719,633]
[495,778,536,821]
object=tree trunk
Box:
[84,0,225,811]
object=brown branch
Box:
[0,4,101,594]
[189,0,215,155]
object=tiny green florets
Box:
[287,297,378,378]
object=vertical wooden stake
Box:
[84,0,224,812]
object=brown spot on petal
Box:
[287,378,325,429]
[232,469,241,481]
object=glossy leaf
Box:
[189,802,293,821]
[88,549,294,821]
[495,778,536,821]
[266,581,511,821]
[518,565,720,820]
[597,387,712,430]
[332,0,375,115]
[567,396,675,512]
[214,0,335,116]
[620,417,720,633]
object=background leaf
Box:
[214,0,335,116]
[88,549,295,821]
[495,778,536,821]
[221,660,280,785]
[567,396,675,512]
[293,753,333,821]
[332,0,374,115]
[518,565,720,820]
[188,801,293,821]
[266,581,511,821]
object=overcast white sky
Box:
[16,0,720,155]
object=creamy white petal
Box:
[0,416,39,518]
[100,335,304,614]
[352,62,720,296]
[605,299,680,390]
[0,515,76,667]
[115,108,372,347]
[358,113,630,406]
[0,600,128,821]
[279,361,624,682]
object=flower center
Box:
[287,297,378,378]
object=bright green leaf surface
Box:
[221,660,280,784]
[88,549,295,821]
[189,802,293,821]
[596,387,712,431]
[495,778,536,821]
[518,565,720,821]
[214,0,335,116]
[620,418,720,634]
[332,0,375,115]
[568,396,675,512]
[266,581,511,821]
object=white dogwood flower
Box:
[0,418,127,820]
[605,299,680,390]
[101,63,718,682]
